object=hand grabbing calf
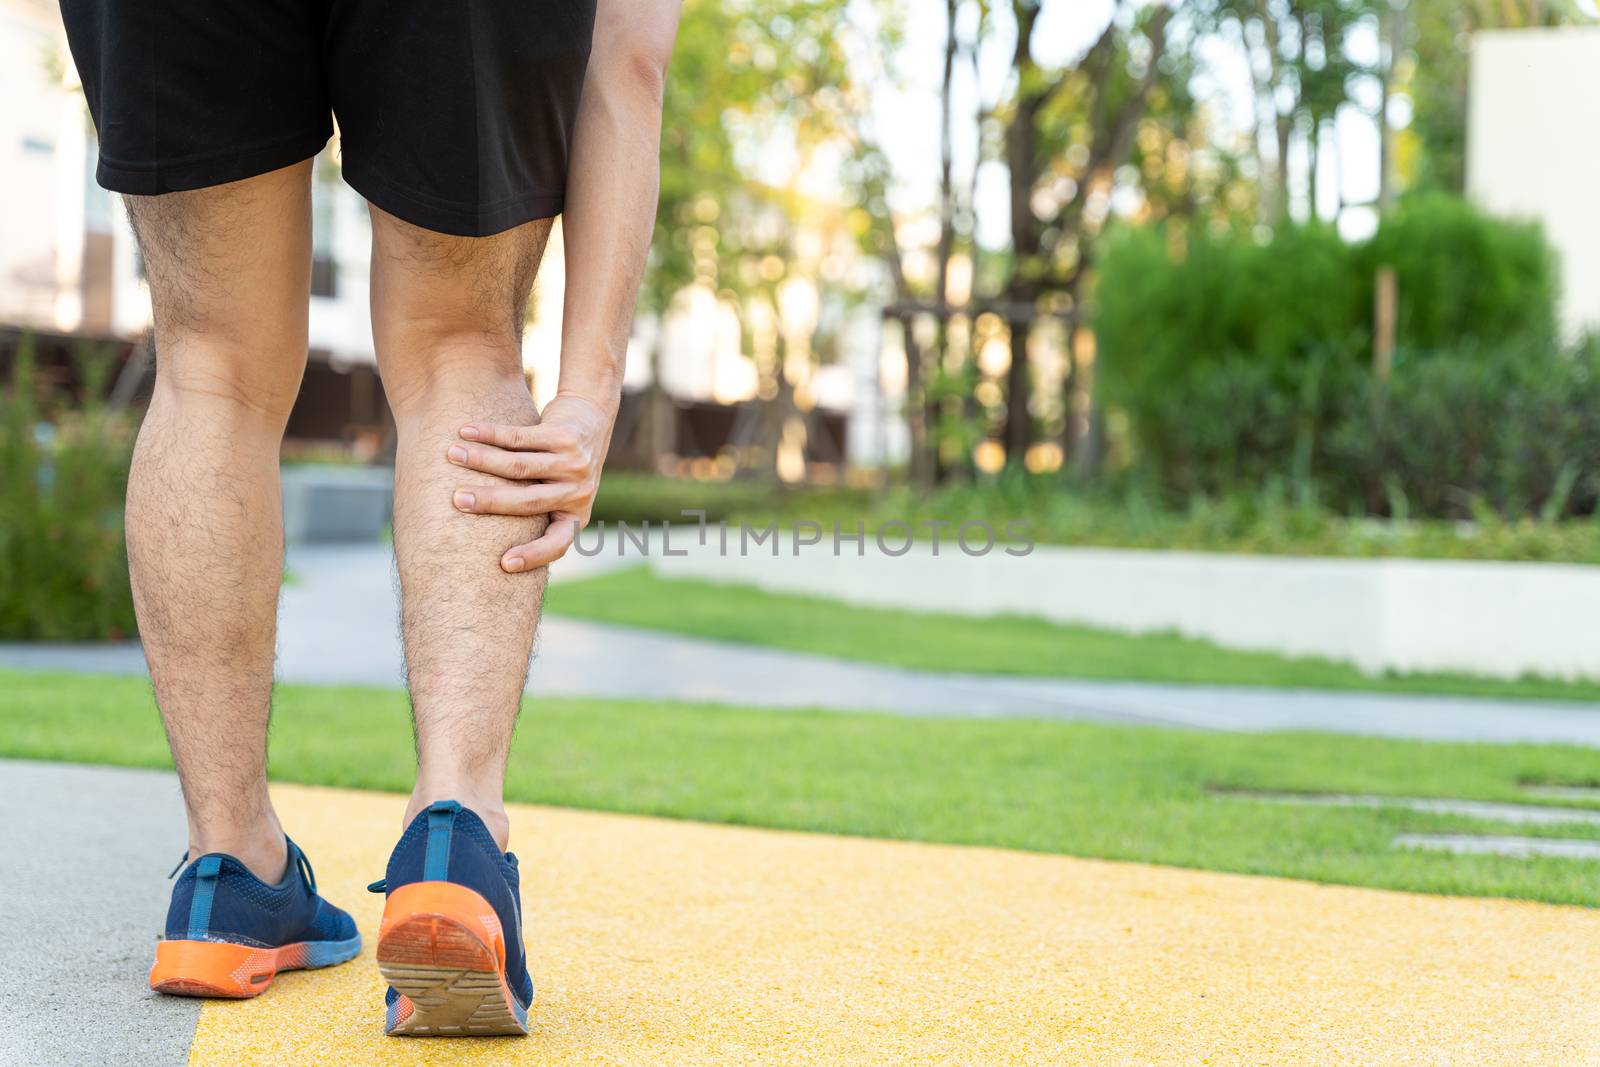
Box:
[447,392,616,572]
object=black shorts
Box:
[59,0,596,237]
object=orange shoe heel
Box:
[378,881,527,1036]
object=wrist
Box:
[555,354,623,410]
[551,385,621,420]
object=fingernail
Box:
[447,445,468,464]
[503,555,524,572]
[453,491,475,511]
[460,425,480,440]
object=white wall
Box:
[1468,27,1600,340]
[643,539,1600,682]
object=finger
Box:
[459,421,578,453]
[452,480,589,517]
[446,442,568,481]
[502,515,581,572]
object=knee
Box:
[378,322,531,420]
[149,348,303,429]
[136,230,308,428]
[369,210,550,419]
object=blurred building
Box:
[1,0,126,341]
[2,0,881,471]
[1468,26,1600,341]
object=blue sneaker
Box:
[149,838,361,998]
[372,800,531,1036]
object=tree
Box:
[850,2,1207,478]
[995,1,1185,465]
[643,0,860,471]
[1205,0,1377,224]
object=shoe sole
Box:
[378,881,529,1037]
[149,935,362,998]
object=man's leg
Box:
[369,208,554,849]
[124,162,313,883]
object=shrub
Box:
[1129,350,1368,499]
[1326,344,1600,519]
[1094,222,1366,423]
[1092,194,1566,514]
[0,338,137,640]
[1362,193,1558,352]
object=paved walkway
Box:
[4,544,1600,746]
[11,761,1600,1066]
[0,762,198,1067]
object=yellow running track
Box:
[189,783,1600,1065]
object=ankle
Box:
[406,781,511,851]
[190,817,287,884]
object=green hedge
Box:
[0,340,137,640]
[1326,343,1600,519]
[1093,194,1567,516]
[1360,195,1558,352]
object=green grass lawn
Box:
[544,567,1600,703]
[9,668,1600,906]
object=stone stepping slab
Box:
[1224,789,1600,861]
[1218,790,1600,826]
[1522,784,1600,801]
[1395,833,1600,860]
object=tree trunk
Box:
[1259,4,1292,223]
[1377,2,1403,215]
[930,0,959,482]
[958,30,984,470]
[901,315,933,488]
[1002,2,1042,466]
[1056,314,1078,466]
[1307,118,1321,221]
[936,0,957,319]
[1005,317,1030,464]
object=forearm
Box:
[556,0,681,410]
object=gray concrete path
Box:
[4,544,1600,747]
[0,761,197,1067]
